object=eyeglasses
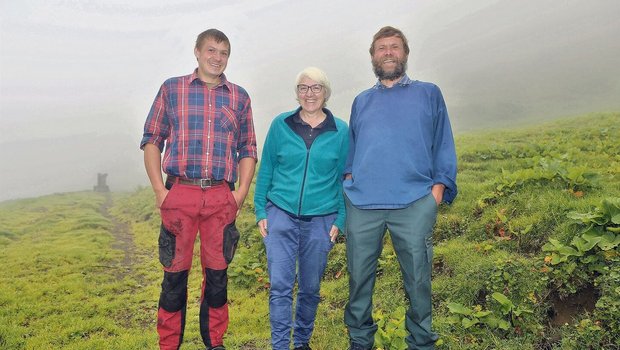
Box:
[297,84,323,94]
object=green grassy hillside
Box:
[1,112,618,349]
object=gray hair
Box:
[295,66,332,106]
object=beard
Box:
[372,57,407,81]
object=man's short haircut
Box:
[295,66,332,106]
[369,26,410,56]
[195,29,231,53]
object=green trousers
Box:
[344,194,439,350]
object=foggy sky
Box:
[1,0,619,201]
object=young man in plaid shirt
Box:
[141,28,257,350]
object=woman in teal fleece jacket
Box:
[254,67,348,350]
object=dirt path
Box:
[98,193,156,329]
[99,193,140,278]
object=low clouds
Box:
[1,0,618,200]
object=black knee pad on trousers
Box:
[204,268,228,308]
[159,270,189,312]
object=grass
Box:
[0,112,618,349]
[0,193,157,349]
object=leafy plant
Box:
[374,306,408,350]
[490,292,533,332]
[540,198,619,346]
[478,157,600,208]
[446,301,510,331]
[557,318,606,349]
[593,260,620,342]
[227,248,269,290]
[543,198,620,266]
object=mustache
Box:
[381,56,399,63]
[372,57,407,80]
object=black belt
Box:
[167,176,225,189]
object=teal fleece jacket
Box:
[254,109,349,231]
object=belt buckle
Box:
[200,178,211,189]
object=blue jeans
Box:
[263,202,336,350]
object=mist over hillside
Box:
[0,133,144,202]
[415,0,620,131]
[1,0,619,201]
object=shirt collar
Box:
[287,107,337,131]
[189,69,232,90]
[373,74,414,89]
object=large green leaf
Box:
[567,211,607,225]
[462,317,479,329]
[602,198,620,224]
[558,244,583,257]
[497,319,511,331]
[447,302,472,316]
[542,238,564,251]
[492,292,514,314]
[572,229,603,252]
[473,310,493,318]
[598,232,620,250]
[550,252,566,264]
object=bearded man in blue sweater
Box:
[343,26,457,350]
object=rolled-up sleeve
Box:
[140,84,170,152]
[236,96,258,160]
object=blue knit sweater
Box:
[344,76,458,209]
[255,109,349,230]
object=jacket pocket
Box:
[223,221,241,264]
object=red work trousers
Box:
[156,182,238,350]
